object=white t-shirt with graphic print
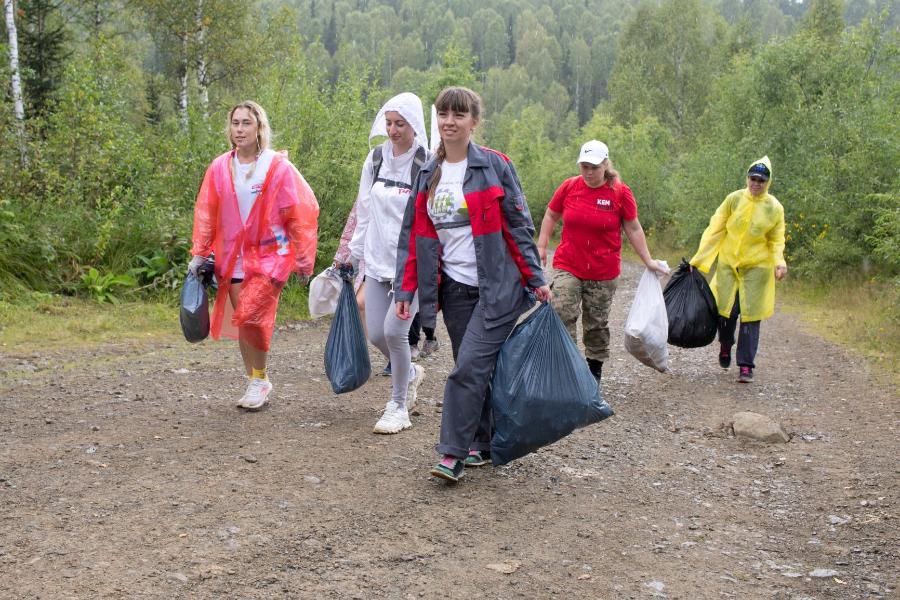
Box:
[231,149,286,279]
[428,159,478,286]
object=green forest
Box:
[1,0,898,319]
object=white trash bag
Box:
[624,261,670,373]
[308,267,344,319]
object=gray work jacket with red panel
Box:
[394,142,546,330]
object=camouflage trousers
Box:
[551,269,618,361]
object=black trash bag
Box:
[323,270,371,394]
[490,302,614,466]
[179,259,215,343]
[663,259,718,348]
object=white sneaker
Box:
[238,378,272,410]
[409,344,421,361]
[373,401,411,434]
[406,364,425,411]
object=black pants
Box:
[436,276,518,458]
[718,292,761,369]
[407,313,435,346]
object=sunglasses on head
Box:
[748,176,766,183]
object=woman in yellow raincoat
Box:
[690,156,787,383]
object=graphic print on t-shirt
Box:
[428,160,478,286]
[429,162,469,227]
[430,186,468,221]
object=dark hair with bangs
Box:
[434,86,482,120]
[429,87,483,201]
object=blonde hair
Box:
[602,158,620,184]
[429,87,483,201]
[226,101,272,151]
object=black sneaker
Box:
[464,450,490,467]
[586,358,603,381]
[719,346,732,369]
[430,457,465,482]
[738,366,753,383]
[381,361,392,376]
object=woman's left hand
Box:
[775,265,788,281]
[534,285,552,303]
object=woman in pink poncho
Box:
[189,101,319,410]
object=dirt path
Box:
[1,262,897,599]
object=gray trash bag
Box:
[180,258,215,343]
[324,271,371,394]
[180,271,210,343]
[490,302,614,466]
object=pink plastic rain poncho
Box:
[191,150,319,350]
[690,156,786,322]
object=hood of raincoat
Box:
[369,92,428,152]
[746,156,773,196]
[430,104,440,153]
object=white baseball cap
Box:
[577,140,609,165]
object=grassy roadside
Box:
[2,266,896,388]
[0,284,313,355]
[778,278,899,386]
[0,295,182,352]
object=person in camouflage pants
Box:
[551,270,618,363]
[537,140,668,381]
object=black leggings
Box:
[407,312,436,346]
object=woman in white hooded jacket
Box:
[344,92,429,434]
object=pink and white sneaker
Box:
[238,378,272,410]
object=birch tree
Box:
[4,0,27,162]
[4,0,25,122]
[194,0,208,118]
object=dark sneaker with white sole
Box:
[430,457,465,482]
[738,366,753,383]
[464,450,490,467]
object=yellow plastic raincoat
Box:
[690,156,786,322]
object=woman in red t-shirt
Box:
[537,140,668,381]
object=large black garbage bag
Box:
[324,274,371,394]
[490,302,614,466]
[663,259,718,348]
[180,259,215,343]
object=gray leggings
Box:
[364,279,419,409]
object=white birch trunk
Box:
[178,35,189,129]
[4,0,25,124]
[4,0,27,164]
[195,0,208,119]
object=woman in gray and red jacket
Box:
[394,87,551,483]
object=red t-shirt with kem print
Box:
[548,175,638,281]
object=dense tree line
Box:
[1,0,897,320]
